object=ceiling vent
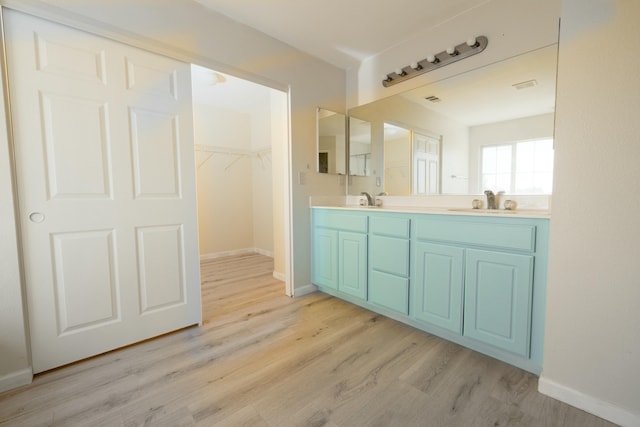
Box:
[425,95,442,103]
[512,79,537,90]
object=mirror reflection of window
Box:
[481,138,553,194]
[482,145,513,192]
[515,138,554,193]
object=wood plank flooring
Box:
[0,253,617,426]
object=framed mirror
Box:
[347,44,558,196]
[317,108,346,174]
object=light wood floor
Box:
[0,253,617,426]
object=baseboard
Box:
[273,271,286,282]
[292,283,318,297]
[254,248,274,258]
[0,367,33,393]
[538,376,640,427]
[200,248,273,261]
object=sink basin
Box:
[448,208,518,214]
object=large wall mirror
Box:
[317,108,346,174]
[347,44,558,196]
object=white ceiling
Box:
[193,0,490,69]
[191,64,274,112]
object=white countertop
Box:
[311,204,551,219]
[309,195,552,219]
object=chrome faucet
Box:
[361,192,374,206]
[484,190,497,209]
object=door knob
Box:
[28,212,45,223]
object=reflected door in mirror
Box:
[413,133,440,195]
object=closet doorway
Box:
[190,65,290,293]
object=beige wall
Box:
[252,152,275,254]
[193,100,276,258]
[539,0,640,424]
[270,91,288,277]
[383,133,412,196]
[0,0,344,389]
[194,104,255,255]
[196,153,254,254]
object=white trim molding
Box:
[200,248,273,261]
[538,376,640,427]
[292,283,318,298]
[0,368,33,393]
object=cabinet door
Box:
[413,242,464,333]
[464,249,533,356]
[338,232,367,299]
[312,228,338,289]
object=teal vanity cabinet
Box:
[413,241,464,333]
[312,210,368,300]
[368,215,411,315]
[413,216,545,361]
[312,227,338,289]
[311,207,549,374]
[464,249,533,356]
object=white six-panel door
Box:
[413,132,440,195]
[4,10,201,373]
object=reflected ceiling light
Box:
[382,36,488,88]
[512,79,538,90]
[209,71,227,86]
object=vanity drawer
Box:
[370,235,410,277]
[314,211,368,233]
[370,216,410,238]
[415,219,536,252]
[368,270,409,315]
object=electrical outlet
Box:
[298,171,306,185]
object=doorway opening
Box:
[190,64,290,299]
